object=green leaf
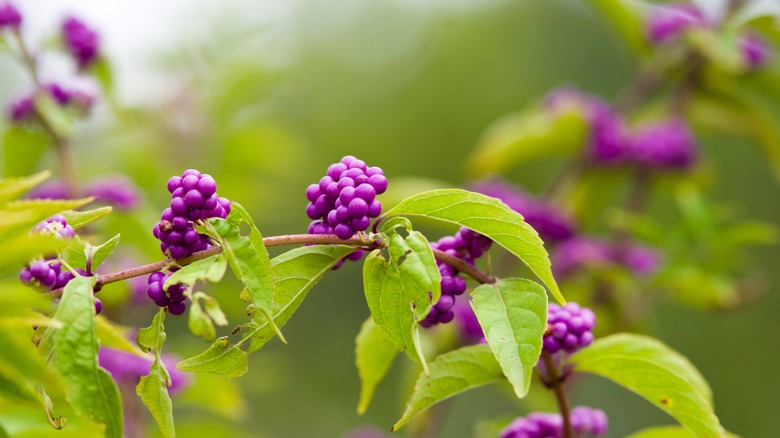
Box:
[392,345,503,431]
[363,250,428,370]
[137,308,167,354]
[202,294,228,326]
[243,245,357,353]
[60,207,113,230]
[86,234,120,271]
[52,276,123,438]
[135,309,175,438]
[571,333,722,437]
[208,202,280,340]
[3,128,49,178]
[34,95,74,138]
[188,294,217,342]
[3,197,94,216]
[355,317,398,415]
[0,169,50,204]
[467,110,588,176]
[164,255,227,290]
[627,425,740,438]
[382,189,563,304]
[470,278,547,398]
[177,337,248,379]
[137,360,175,438]
[386,224,442,312]
[582,0,649,54]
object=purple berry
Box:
[167,176,181,193]
[61,16,100,69]
[334,223,354,239]
[543,302,596,355]
[306,184,321,202]
[168,301,186,315]
[0,3,22,28]
[351,215,370,231]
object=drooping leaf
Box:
[137,360,175,438]
[355,317,399,415]
[188,294,217,342]
[177,337,248,379]
[571,333,723,437]
[582,0,649,54]
[208,203,279,339]
[243,245,357,353]
[164,255,227,290]
[392,345,503,431]
[51,276,123,438]
[467,110,588,176]
[60,206,112,230]
[3,129,49,178]
[135,309,175,438]
[0,170,50,203]
[382,189,563,304]
[470,278,547,398]
[363,250,428,370]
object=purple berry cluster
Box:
[470,178,576,244]
[99,346,190,393]
[20,260,85,291]
[19,215,101,313]
[542,302,595,355]
[551,237,661,280]
[61,16,100,69]
[146,270,187,315]
[306,155,387,240]
[27,175,141,211]
[7,82,95,124]
[646,4,708,44]
[500,406,608,438]
[646,4,771,69]
[0,2,21,29]
[545,87,700,170]
[32,214,75,240]
[631,118,697,170]
[153,169,230,260]
[420,227,492,328]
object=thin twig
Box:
[542,352,572,438]
[47,233,495,297]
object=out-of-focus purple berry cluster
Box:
[420,227,492,328]
[545,88,699,171]
[7,82,95,124]
[552,237,661,280]
[500,406,607,438]
[61,16,100,70]
[0,2,21,29]
[98,346,190,393]
[470,179,576,244]
[542,302,595,355]
[646,3,771,69]
[27,175,141,211]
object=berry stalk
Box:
[541,351,573,438]
[11,26,80,197]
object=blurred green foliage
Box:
[1,0,780,437]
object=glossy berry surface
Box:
[146,270,187,315]
[420,227,491,328]
[500,406,607,438]
[154,169,230,260]
[542,302,596,355]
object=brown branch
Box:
[542,352,572,438]
[47,234,495,297]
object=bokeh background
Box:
[1,0,778,436]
